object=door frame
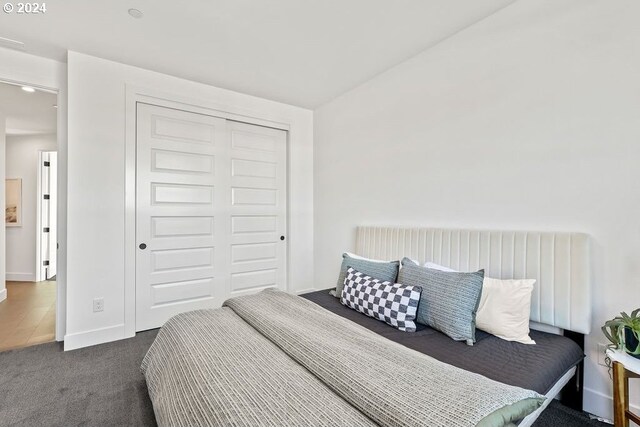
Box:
[0,61,67,343]
[124,85,292,337]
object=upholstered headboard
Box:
[355,227,592,334]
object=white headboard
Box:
[355,227,592,335]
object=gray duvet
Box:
[142,289,544,427]
[302,289,584,395]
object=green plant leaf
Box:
[602,325,620,346]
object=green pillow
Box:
[333,253,399,298]
[477,397,545,427]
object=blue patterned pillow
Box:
[398,258,484,344]
[341,267,421,332]
[334,253,399,298]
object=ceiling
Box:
[0,0,515,108]
[0,83,57,135]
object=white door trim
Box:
[0,67,66,342]
[124,84,293,338]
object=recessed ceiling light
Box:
[128,8,143,19]
[21,86,35,93]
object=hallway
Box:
[0,281,56,351]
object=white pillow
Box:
[424,261,456,272]
[423,262,536,345]
[345,252,386,262]
[346,252,420,268]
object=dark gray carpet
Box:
[0,331,158,427]
[0,330,610,427]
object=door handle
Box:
[280,236,285,241]
[139,243,147,250]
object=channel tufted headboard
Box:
[355,227,592,335]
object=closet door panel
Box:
[135,103,230,331]
[135,104,287,331]
[228,121,287,297]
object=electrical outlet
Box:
[93,298,104,313]
[598,343,608,366]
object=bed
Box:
[142,226,592,427]
[302,289,583,427]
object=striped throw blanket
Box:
[142,289,544,427]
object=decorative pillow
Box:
[398,258,484,345]
[424,262,536,345]
[423,261,456,272]
[341,267,421,332]
[333,253,400,299]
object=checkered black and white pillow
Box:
[341,267,422,332]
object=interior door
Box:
[39,151,57,280]
[228,121,287,297]
[46,152,57,279]
[135,103,230,331]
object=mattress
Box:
[302,289,584,395]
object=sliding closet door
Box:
[135,103,230,331]
[135,104,288,331]
[228,121,287,297]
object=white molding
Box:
[584,386,636,422]
[123,87,137,339]
[0,288,6,302]
[6,272,36,282]
[0,48,63,92]
[295,288,318,295]
[132,89,292,131]
[0,48,68,343]
[63,324,125,351]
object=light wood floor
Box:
[0,281,56,351]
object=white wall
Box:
[314,0,640,419]
[0,113,5,302]
[5,134,57,282]
[65,52,314,350]
[0,47,67,340]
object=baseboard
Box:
[0,288,6,302]
[64,323,126,351]
[584,386,638,422]
[6,272,36,282]
[295,287,318,295]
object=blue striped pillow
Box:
[398,258,484,345]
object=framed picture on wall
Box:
[6,178,22,227]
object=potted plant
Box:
[602,308,640,358]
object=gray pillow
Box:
[334,253,399,298]
[398,257,484,345]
